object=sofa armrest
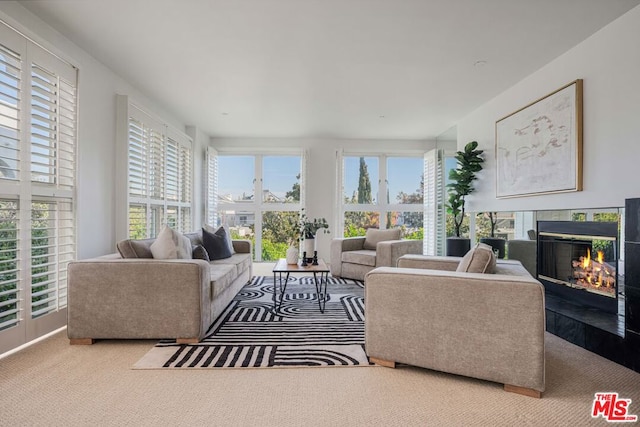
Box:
[397,254,461,271]
[232,239,252,254]
[67,258,211,341]
[365,266,545,392]
[375,240,423,268]
[330,237,365,277]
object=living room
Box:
[1,1,640,425]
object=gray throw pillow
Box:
[192,244,210,261]
[204,223,235,254]
[363,228,402,250]
[202,226,232,260]
[116,238,155,258]
[456,243,496,274]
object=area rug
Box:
[134,275,371,369]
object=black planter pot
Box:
[479,237,506,259]
[446,237,471,257]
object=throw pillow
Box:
[192,244,210,261]
[150,225,193,260]
[456,243,496,274]
[116,238,155,258]
[202,226,232,260]
[363,228,402,250]
[203,223,235,254]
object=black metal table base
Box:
[273,271,330,313]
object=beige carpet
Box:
[0,330,638,426]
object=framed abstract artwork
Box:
[495,79,583,198]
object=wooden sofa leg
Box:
[176,338,200,344]
[70,338,95,345]
[370,357,396,368]
[504,384,541,398]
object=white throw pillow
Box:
[150,225,192,260]
[203,223,235,254]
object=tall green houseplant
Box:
[447,141,484,237]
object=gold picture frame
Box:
[495,79,583,198]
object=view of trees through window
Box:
[216,155,302,261]
[342,156,423,239]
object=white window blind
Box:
[0,23,77,354]
[30,200,73,318]
[0,44,20,180]
[123,102,193,238]
[423,149,445,255]
[127,118,147,198]
[205,146,218,226]
[0,199,19,331]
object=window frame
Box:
[207,150,304,262]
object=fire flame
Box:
[573,249,613,292]
[582,249,591,269]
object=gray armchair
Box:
[507,230,537,277]
[330,228,422,281]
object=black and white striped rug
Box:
[134,275,371,369]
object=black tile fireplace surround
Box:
[537,210,640,373]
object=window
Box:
[0,23,78,354]
[206,152,303,261]
[340,154,424,239]
[117,96,193,239]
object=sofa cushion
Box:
[116,238,155,258]
[150,225,192,259]
[342,250,376,267]
[210,253,251,276]
[209,263,237,299]
[202,226,232,260]
[204,223,235,255]
[363,228,401,250]
[456,243,496,274]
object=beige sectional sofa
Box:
[365,255,545,397]
[67,232,252,344]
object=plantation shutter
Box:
[29,47,76,190]
[0,42,21,181]
[0,24,78,354]
[0,200,19,330]
[148,126,164,202]
[179,139,192,232]
[0,38,22,331]
[30,200,73,318]
[423,149,445,255]
[128,118,147,199]
[205,146,218,226]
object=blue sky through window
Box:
[218,155,301,202]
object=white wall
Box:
[210,138,435,260]
[457,5,640,214]
[0,2,196,258]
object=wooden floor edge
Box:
[176,338,200,344]
[369,357,396,368]
[504,384,542,398]
[69,338,94,345]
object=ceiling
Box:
[19,0,640,140]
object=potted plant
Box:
[446,141,484,256]
[479,211,506,258]
[288,210,330,263]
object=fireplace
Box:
[537,221,618,314]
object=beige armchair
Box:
[365,254,546,397]
[330,228,422,281]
